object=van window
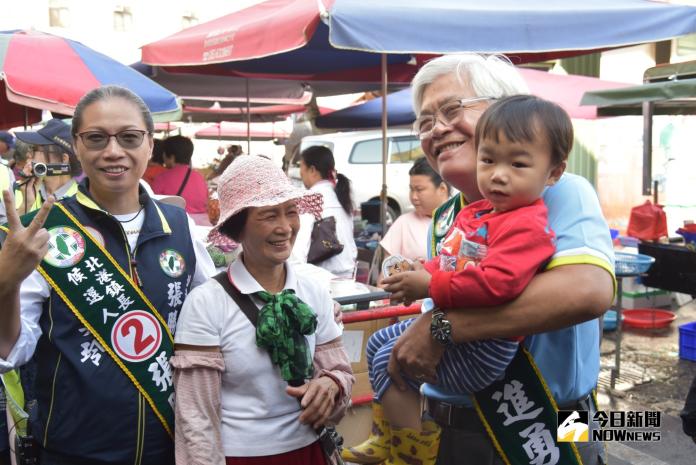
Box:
[349,138,382,164]
[390,136,424,163]
[300,140,334,154]
[350,136,424,164]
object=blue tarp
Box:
[316,88,414,129]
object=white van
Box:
[290,129,425,221]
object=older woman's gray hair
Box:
[411,54,529,116]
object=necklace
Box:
[117,206,144,223]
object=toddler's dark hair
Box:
[475,94,573,166]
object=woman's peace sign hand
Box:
[1,189,54,285]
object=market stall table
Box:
[609,252,656,388]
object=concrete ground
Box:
[598,297,696,464]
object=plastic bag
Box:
[627,200,668,241]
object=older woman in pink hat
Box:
[172,155,354,465]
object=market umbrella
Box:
[0,29,181,129]
[183,102,334,123]
[581,79,696,116]
[316,68,630,129]
[142,0,696,231]
[581,70,696,195]
[140,0,696,70]
[195,121,291,141]
[327,0,696,54]
[131,62,312,103]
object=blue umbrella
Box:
[328,0,696,54]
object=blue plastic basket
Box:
[677,229,696,246]
[614,252,655,276]
[679,321,696,362]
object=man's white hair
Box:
[411,54,529,116]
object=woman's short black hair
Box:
[217,209,249,242]
[151,139,165,164]
[474,94,573,166]
[163,135,194,165]
[409,156,450,194]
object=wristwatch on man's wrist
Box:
[430,309,453,346]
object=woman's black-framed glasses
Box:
[413,96,495,140]
[76,130,150,150]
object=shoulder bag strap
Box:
[176,167,192,196]
[213,271,258,326]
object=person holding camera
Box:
[14,119,81,216]
[2,120,81,458]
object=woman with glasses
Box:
[0,85,215,465]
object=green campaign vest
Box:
[430,193,466,258]
[1,202,175,437]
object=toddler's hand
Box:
[382,261,430,305]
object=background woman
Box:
[0,85,215,465]
[173,155,353,465]
[142,138,166,186]
[379,156,449,266]
[291,145,357,278]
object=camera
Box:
[19,162,71,178]
[15,434,39,465]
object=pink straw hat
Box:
[209,155,323,239]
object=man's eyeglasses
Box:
[76,130,150,150]
[413,97,495,140]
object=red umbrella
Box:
[195,121,291,141]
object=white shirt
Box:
[380,211,431,261]
[174,258,341,457]
[291,180,357,278]
[0,214,215,372]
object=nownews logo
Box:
[557,410,661,442]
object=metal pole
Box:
[642,101,653,196]
[24,107,29,129]
[380,54,388,236]
[246,78,251,154]
[611,277,624,389]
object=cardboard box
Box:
[342,318,393,374]
[352,371,373,399]
[336,403,373,447]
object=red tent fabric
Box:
[518,68,628,119]
[142,0,326,66]
[194,122,291,141]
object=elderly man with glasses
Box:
[357,55,615,465]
